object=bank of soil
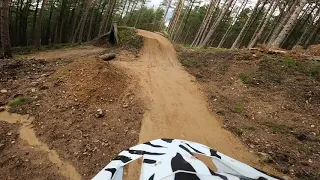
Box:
[0,45,144,179]
[177,47,320,179]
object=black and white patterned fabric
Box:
[92,139,282,180]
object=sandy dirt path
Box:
[118,30,278,175]
[27,45,105,60]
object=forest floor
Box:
[177,46,320,179]
[0,45,145,179]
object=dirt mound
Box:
[9,57,144,179]
[178,48,320,179]
[308,44,320,56]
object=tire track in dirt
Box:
[117,30,280,176]
[0,111,82,180]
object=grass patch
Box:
[230,127,243,137]
[283,57,296,67]
[118,27,143,52]
[234,104,244,113]
[263,121,288,134]
[243,55,250,60]
[269,75,282,83]
[304,61,320,79]
[239,73,253,84]
[181,59,199,67]
[244,126,256,131]
[8,97,26,106]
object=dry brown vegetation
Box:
[177,46,320,179]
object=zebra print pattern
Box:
[92,139,282,180]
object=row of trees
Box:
[167,0,320,49]
[0,0,166,58]
[1,0,319,58]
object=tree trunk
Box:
[118,0,128,24]
[267,0,297,46]
[32,0,41,44]
[191,0,217,46]
[98,0,111,35]
[249,0,278,48]
[218,0,247,48]
[196,0,220,46]
[1,0,12,58]
[168,0,185,36]
[231,0,261,49]
[173,0,190,41]
[126,0,138,25]
[104,0,117,33]
[87,0,100,41]
[298,7,320,46]
[303,18,320,48]
[200,0,234,47]
[134,0,146,27]
[161,0,172,30]
[270,0,307,48]
[45,0,55,45]
[106,0,116,32]
[72,0,92,43]
[180,0,195,37]
[262,2,287,44]
[55,0,68,43]
[34,0,47,47]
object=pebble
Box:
[1,89,8,93]
[122,103,129,108]
[0,106,5,112]
[7,132,12,136]
[30,82,40,87]
[31,88,36,92]
[310,124,315,128]
[300,161,310,166]
[95,109,105,118]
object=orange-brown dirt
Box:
[119,30,281,178]
[0,31,305,180]
[0,45,144,179]
[177,47,320,179]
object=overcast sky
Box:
[147,0,161,8]
[147,0,259,8]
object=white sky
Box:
[147,0,259,9]
[147,0,161,8]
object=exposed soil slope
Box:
[0,45,144,179]
[177,47,320,179]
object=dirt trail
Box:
[0,111,82,180]
[119,30,278,174]
[27,45,105,60]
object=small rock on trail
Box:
[99,53,116,61]
[95,109,105,118]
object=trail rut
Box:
[0,111,82,180]
[118,30,278,174]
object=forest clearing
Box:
[1,0,320,179]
